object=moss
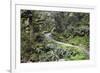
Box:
[68,35,89,48]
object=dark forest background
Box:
[21,10,89,63]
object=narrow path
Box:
[44,33,89,55]
[53,40,89,55]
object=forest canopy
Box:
[21,10,89,63]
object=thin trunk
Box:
[29,15,33,48]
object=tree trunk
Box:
[29,15,33,48]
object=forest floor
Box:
[44,32,89,56]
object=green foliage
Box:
[68,35,89,48]
[21,10,89,63]
[64,47,88,60]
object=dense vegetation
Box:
[21,10,89,63]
